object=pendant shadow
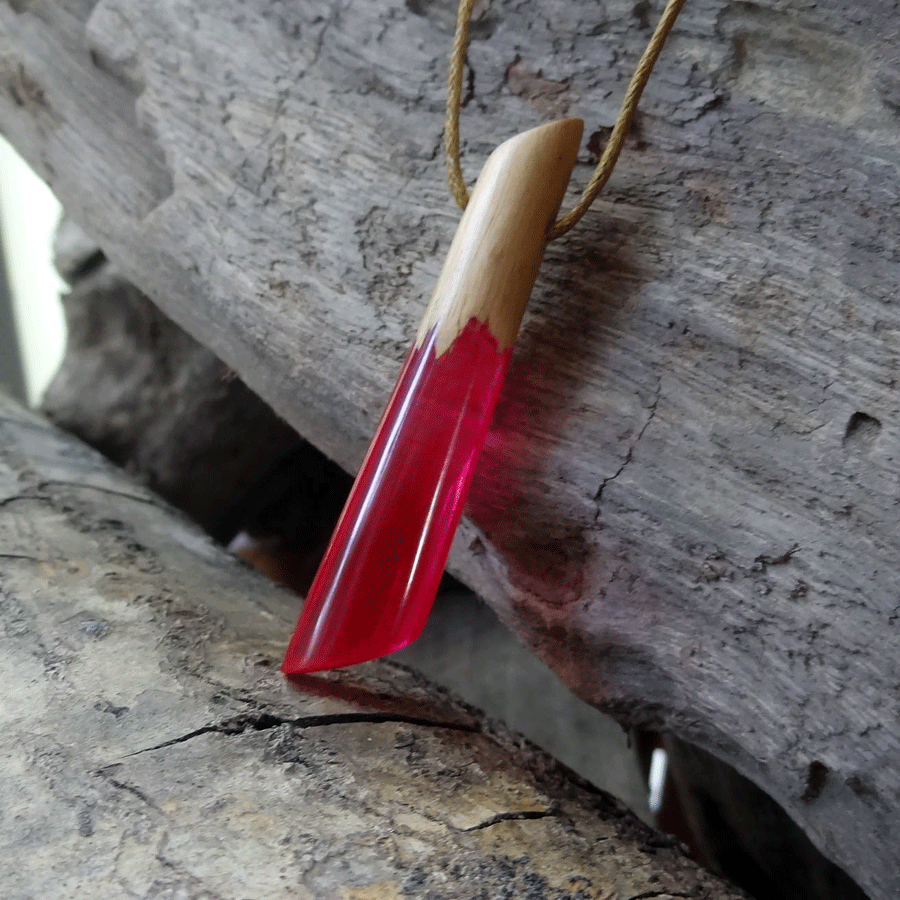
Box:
[465,201,658,610]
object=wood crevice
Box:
[122,710,481,759]
[595,374,662,506]
[459,807,559,832]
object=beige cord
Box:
[445,0,689,241]
[446,0,477,211]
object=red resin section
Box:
[282,317,512,673]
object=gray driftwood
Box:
[44,219,349,555]
[0,392,751,900]
[0,1,898,895]
[44,222,861,899]
[48,222,661,824]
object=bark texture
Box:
[0,392,751,900]
[0,1,897,895]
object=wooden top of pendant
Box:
[417,118,584,356]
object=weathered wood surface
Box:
[42,225,863,899]
[44,219,349,555]
[0,392,751,900]
[0,0,897,895]
[45,225,659,822]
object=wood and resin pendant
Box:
[282,117,583,673]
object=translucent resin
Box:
[282,317,511,673]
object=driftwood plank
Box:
[0,392,750,899]
[0,1,897,895]
[43,220,349,553]
[44,224,659,823]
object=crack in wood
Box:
[0,552,45,562]
[595,377,662,506]
[0,494,40,509]
[753,543,800,571]
[64,248,107,282]
[625,892,691,900]
[123,710,479,757]
[0,481,158,513]
[459,807,557,832]
[94,769,161,811]
[37,480,160,507]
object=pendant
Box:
[282,117,583,673]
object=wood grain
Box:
[0,392,750,900]
[0,1,897,894]
[416,117,582,354]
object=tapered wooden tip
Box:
[418,117,584,355]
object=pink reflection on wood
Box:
[282,317,512,673]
